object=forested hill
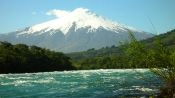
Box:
[0,42,75,74]
[142,29,175,49]
[67,29,175,60]
[67,29,175,69]
[67,46,122,60]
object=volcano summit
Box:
[0,8,153,52]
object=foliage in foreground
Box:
[0,41,75,73]
[125,32,175,98]
[72,30,175,97]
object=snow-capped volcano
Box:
[18,8,136,35]
[0,8,153,53]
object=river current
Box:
[0,69,162,98]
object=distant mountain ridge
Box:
[0,8,153,53]
[67,29,175,60]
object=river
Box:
[0,69,162,98]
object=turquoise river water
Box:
[0,69,163,98]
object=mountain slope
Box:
[0,8,153,53]
[143,29,175,49]
[67,29,175,60]
[17,8,138,35]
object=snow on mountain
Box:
[18,8,137,35]
[0,8,153,53]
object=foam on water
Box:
[0,69,162,98]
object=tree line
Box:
[124,32,175,97]
[0,41,75,73]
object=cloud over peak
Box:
[46,9,70,18]
[46,8,91,18]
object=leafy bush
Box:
[124,32,175,97]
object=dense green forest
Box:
[0,42,75,73]
[68,29,175,69]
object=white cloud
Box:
[46,9,70,18]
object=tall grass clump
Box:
[124,31,175,97]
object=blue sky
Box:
[0,0,175,34]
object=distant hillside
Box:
[67,46,121,60]
[142,29,175,49]
[67,29,175,60]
